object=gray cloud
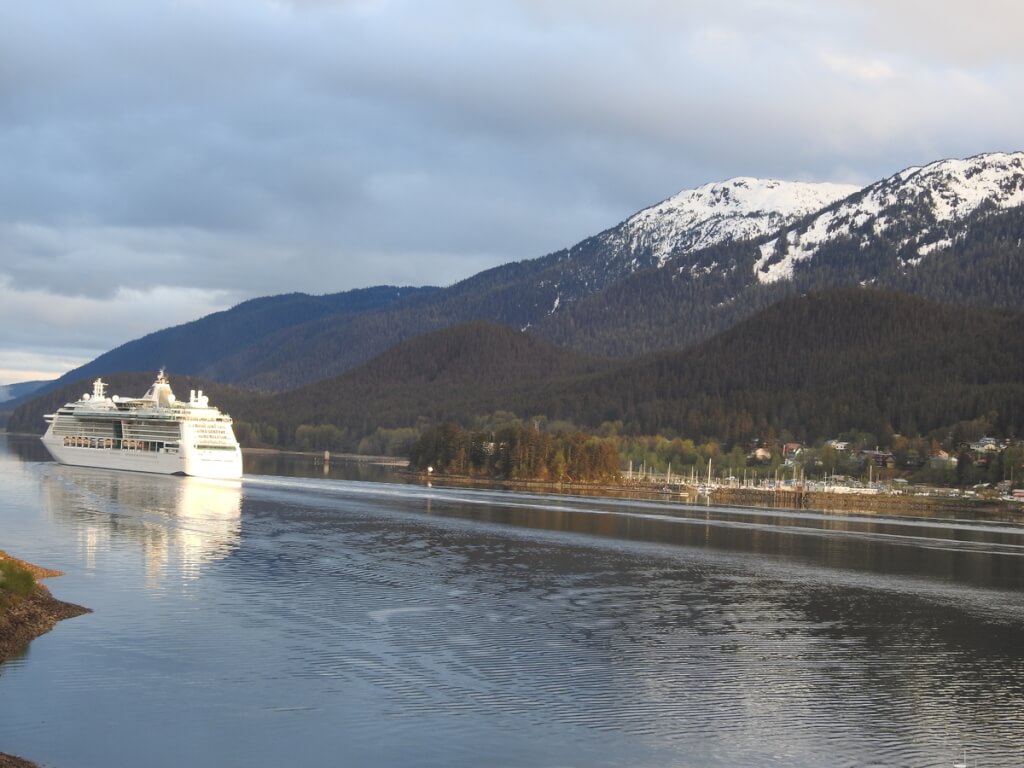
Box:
[1,0,1021,380]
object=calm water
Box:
[2,435,1023,767]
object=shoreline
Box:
[243,447,409,466]
[8,433,1018,514]
[413,472,1024,521]
[0,551,90,768]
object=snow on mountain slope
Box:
[599,177,861,271]
[529,176,861,321]
[753,151,1024,284]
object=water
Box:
[2,435,1023,767]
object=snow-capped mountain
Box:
[593,177,860,273]
[537,151,1024,357]
[21,151,1023,394]
[525,176,860,324]
[752,152,1024,284]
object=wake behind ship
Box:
[41,371,243,480]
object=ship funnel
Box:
[145,370,175,407]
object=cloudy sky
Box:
[1,0,1022,383]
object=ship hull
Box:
[41,432,242,480]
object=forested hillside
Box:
[228,289,1024,450]
[542,288,1024,443]
[246,321,608,445]
[12,289,1024,461]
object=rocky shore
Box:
[0,551,90,768]
[0,753,39,768]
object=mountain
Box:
[0,380,51,403]
[13,289,1024,448]
[535,152,1024,356]
[581,177,860,273]
[753,152,1024,284]
[31,285,438,397]
[0,379,53,427]
[37,151,1024,392]
[7,322,603,439]
[554,288,1024,442]
[195,177,861,389]
[257,289,1024,447]
[255,321,607,434]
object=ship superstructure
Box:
[41,371,242,479]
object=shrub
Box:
[0,559,36,597]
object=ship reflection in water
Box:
[39,465,241,584]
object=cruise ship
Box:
[41,371,243,479]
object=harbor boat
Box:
[41,371,243,480]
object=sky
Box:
[2,0,1023,383]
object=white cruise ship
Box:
[41,371,243,479]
